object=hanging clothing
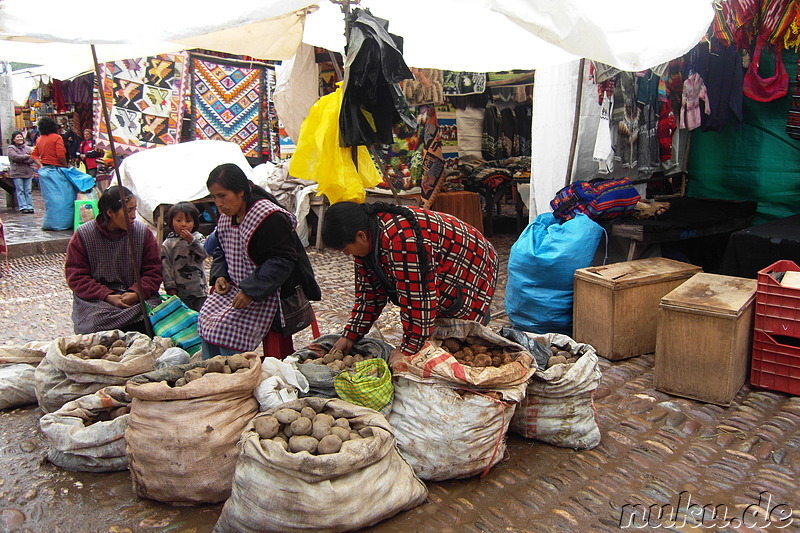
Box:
[637,103,660,174]
[657,101,677,161]
[613,72,640,168]
[515,103,532,156]
[339,8,415,147]
[482,105,502,160]
[698,42,744,132]
[593,93,615,174]
[500,107,517,158]
[680,73,711,130]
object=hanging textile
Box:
[442,71,487,95]
[481,105,502,160]
[787,53,800,139]
[403,68,444,106]
[339,8,415,147]
[191,56,266,159]
[697,42,744,132]
[94,53,190,156]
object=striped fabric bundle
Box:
[550,177,641,222]
[334,358,393,414]
[147,295,202,354]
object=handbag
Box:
[274,285,315,336]
[743,39,789,102]
[145,295,202,354]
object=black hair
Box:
[206,163,285,210]
[97,185,135,226]
[166,201,200,233]
[10,131,23,143]
[321,201,430,274]
[37,116,58,136]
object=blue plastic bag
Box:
[505,213,603,335]
[38,167,79,231]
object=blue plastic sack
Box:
[38,167,79,231]
[61,166,96,193]
[505,213,603,335]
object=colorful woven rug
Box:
[192,57,265,158]
[94,53,190,156]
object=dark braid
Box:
[364,203,430,275]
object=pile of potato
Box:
[300,348,376,371]
[254,405,373,455]
[440,338,515,368]
[544,343,586,368]
[170,354,251,387]
[65,339,127,362]
[87,406,130,425]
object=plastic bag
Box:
[505,213,602,335]
[154,347,191,369]
[254,356,309,412]
[289,85,382,204]
[38,166,79,231]
[0,364,37,410]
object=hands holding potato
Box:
[105,291,139,309]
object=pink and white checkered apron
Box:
[198,199,297,352]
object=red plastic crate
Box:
[751,330,800,395]
[754,260,800,337]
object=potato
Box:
[273,435,289,451]
[205,356,226,373]
[275,408,301,425]
[321,352,336,364]
[550,345,560,355]
[222,365,232,374]
[502,354,514,365]
[227,354,249,372]
[452,350,464,359]
[353,354,364,363]
[357,427,373,438]
[174,377,187,387]
[102,354,121,363]
[110,346,126,357]
[111,339,127,349]
[289,435,318,454]
[184,368,205,382]
[556,350,572,359]
[312,420,332,440]
[462,347,474,358]
[290,417,313,436]
[349,432,360,441]
[333,418,351,431]
[443,338,462,352]
[313,413,335,427]
[547,355,568,368]
[88,345,108,359]
[473,353,492,367]
[317,434,343,455]
[110,406,129,418]
[300,406,317,419]
[330,426,350,442]
[342,355,355,367]
[254,416,281,439]
[234,368,248,373]
[471,344,489,354]
[331,349,344,361]
[283,425,294,439]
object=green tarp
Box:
[688,50,800,224]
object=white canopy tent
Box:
[0,0,716,217]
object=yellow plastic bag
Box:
[289,85,382,204]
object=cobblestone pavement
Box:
[1,238,799,532]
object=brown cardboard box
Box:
[654,273,757,406]
[573,258,702,360]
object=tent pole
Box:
[91,44,153,337]
[564,58,585,188]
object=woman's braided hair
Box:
[322,201,430,274]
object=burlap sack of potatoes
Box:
[508,331,602,450]
[0,340,51,365]
[213,397,427,533]
[125,352,261,504]
[0,364,37,410]
[388,376,518,481]
[34,330,172,413]
[293,334,393,398]
[39,385,131,472]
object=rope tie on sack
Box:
[457,388,513,479]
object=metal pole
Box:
[564,58,586,188]
[91,44,153,336]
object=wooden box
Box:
[654,273,757,406]
[573,258,702,360]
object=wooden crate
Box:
[573,258,702,360]
[654,273,757,406]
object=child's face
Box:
[171,212,195,234]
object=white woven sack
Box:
[388,376,516,481]
[34,330,170,413]
[39,385,131,472]
[510,332,601,449]
[0,364,37,410]
[213,397,427,533]
[0,340,50,365]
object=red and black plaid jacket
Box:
[343,207,498,355]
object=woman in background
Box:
[65,186,162,334]
[7,131,37,213]
[31,117,67,168]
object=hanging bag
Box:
[146,295,201,355]
[273,285,315,336]
[743,39,789,102]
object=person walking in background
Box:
[65,185,162,334]
[77,128,102,178]
[160,201,209,312]
[7,131,37,213]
